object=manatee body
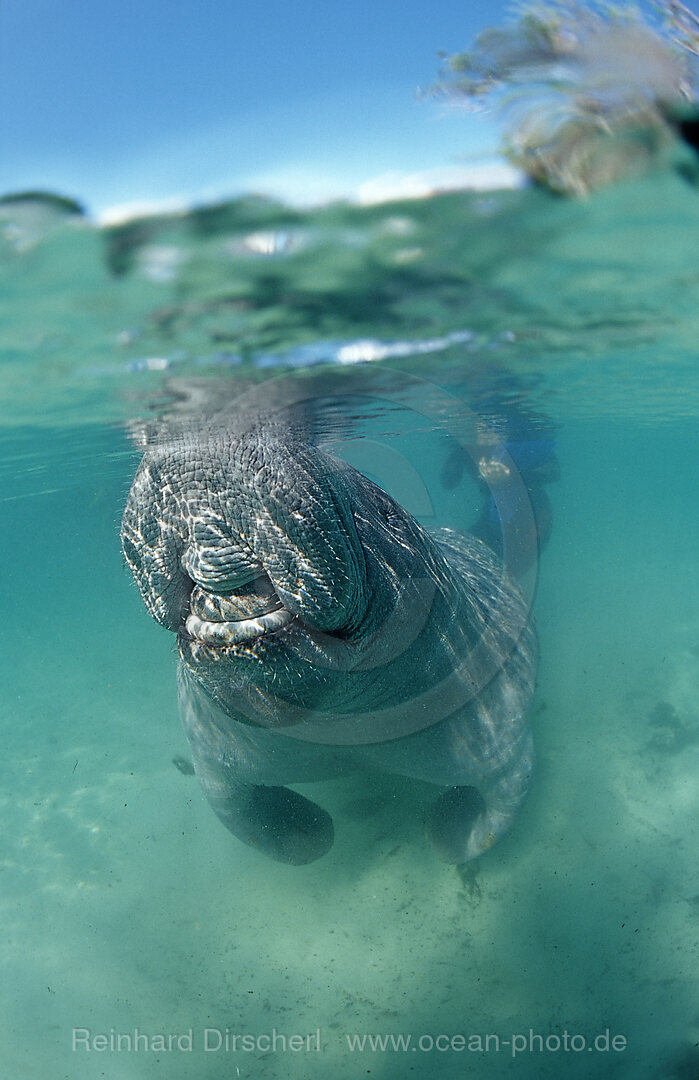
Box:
[122,419,536,865]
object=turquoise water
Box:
[1,167,698,1080]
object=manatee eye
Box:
[386,512,406,532]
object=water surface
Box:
[0,169,697,1079]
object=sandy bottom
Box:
[0,424,697,1080]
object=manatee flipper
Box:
[178,666,334,865]
[426,732,534,863]
[195,769,334,866]
[426,786,487,862]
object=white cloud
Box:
[356,162,524,205]
[96,159,525,225]
[97,197,190,227]
[237,164,360,207]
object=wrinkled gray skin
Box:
[122,417,536,865]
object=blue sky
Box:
[0,0,514,217]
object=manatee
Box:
[121,414,536,865]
